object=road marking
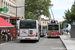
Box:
[51,47,66,49]
[39,46,66,49]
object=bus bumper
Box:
[17,36,39,41]
[47,35,60,37]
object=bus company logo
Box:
[21,31,27,34]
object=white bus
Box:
[17,19,40,42]
[39,25,46,37]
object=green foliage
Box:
[64,2,75,24]
[59,20,68,29]
[63,10,72,24]
[25,0,53,20]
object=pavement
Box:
[60,32,75,50]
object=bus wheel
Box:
[36,40,39,42]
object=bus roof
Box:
[20,20,37,22]
[48,23,59,25]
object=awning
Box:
[10,17,19,19]
[0,17,14,28]
[0,15,10,19]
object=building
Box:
[40,18,50,26]
[0,0,16,23]
[0,0,25,26]
[16,0,25,20]
[0,0,17,43]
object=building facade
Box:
[0,0,25,25]
[16,0,25,20]
[40,18,50,26]
[0,0,16,23]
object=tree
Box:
[25,0,53,20]
[59,20,68,29]
[63,2,75,24]
[63,10,72,24]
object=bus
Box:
[39,25,43,37]
[39,25,47,37]
[39,25,46,37]
[42,26,47,36]
[17,19,40,42]
[47,23,60,37]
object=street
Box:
[0,37,66,50]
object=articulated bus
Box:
[39,25,46,37]
[47,23,60,37]
[39,25,44,37]
[17,19,40,42]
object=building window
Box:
[4,2,5,7]
[10,19,16,25]
[9,0,16,3]
[45,22,46,24]
[6,2,7,7]
[43,22,44,24]
[1,0,3,8]
[1,0,3,2]
[47,22,48,23]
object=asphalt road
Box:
[0,37,66,50]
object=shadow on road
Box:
[19,40,37,43]
[47,36,60,39]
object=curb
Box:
[60,36,67,50]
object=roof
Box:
[41,18,49,21]
[0,17,14,28]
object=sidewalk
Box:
[60,32,75,50]
[0,39,16,46]
[0,41,14,46]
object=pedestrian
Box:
[5,32,8,42]
[8,31,11,41]
[66,30,68,33]
[2,32,5,42]
[11,34,13,41]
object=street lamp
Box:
[9,5,25,39]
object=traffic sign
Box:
[3,7,8,13]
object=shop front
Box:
[10,17,19,39]
[0,17,14,44]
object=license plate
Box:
[25,38,30,40]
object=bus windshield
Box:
[43,26,47,29]
[20,20,36,29]
[39,25,41,32]
[48,25,59,30]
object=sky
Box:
[41,0,74,22]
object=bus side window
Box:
[38,24,39,32]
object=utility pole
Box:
[49,9,52,23]
[8,5,25,39]
[48,6,55,21]
[15,6,17,39]
[50,8,55,20]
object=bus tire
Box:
[36,40,39,42]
